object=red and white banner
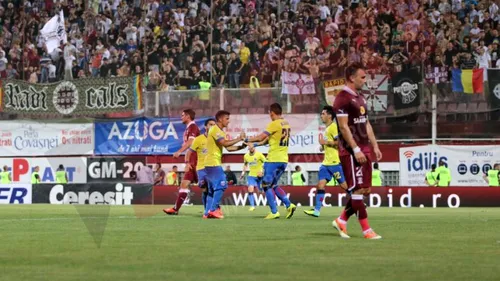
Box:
[362,74,388,112]
[0,157,87,183]
[0,121,93,156]
[281,71,316,95]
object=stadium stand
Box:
[0,0,499,138]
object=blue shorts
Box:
[204,166,227,191]
[247,176,262,190]
[263,162,287,189]
[197,169,208,188]
[318,164,346,184]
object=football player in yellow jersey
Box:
[204,110,247,219]
[185,118,216,212]
[240,146,266,211]
[305,106,348,218]
[246,103,297,219]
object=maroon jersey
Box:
[183,122,200,182]
[184,122,200,163]
[183,122,200,143]
[333,86,371,157]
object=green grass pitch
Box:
[1,205,499,281]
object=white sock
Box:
[363,228,373,235]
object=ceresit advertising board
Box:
[0,157,87,183]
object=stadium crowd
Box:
[1,0,500,90]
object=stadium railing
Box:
[142,79,500,140]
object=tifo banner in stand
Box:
[487,69,500,108]
[32,183,153,205]
[0,157,87,183]
[281,71,316,95]
[399,145,500,186]
[323,78,345,105]
[0,121,93,156]
[0,184,32,204]
[362,74,388,112]
[94,115,321,155]
[0,76,142,117]
[87,157,147,183]
[94,117,209,155]
[392,69,421,110]
[153,186,500,208]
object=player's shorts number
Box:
[334,171,341,180]
[280,128,291,147]
[355,167,363,184]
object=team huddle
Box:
[164,64,382,239]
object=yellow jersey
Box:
[264,118,290,163]
[244,151,266,177]
[322,122,340,165]
[204,125,226,167]
[190,134,208,171]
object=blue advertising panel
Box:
[94,117,209,155]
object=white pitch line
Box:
[0,215,168,222]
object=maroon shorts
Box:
[340,154,372,191]
[183,160,198,183]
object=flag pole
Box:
[21,13,27,80]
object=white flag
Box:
[40,11,67,53]
[281,71,316,95]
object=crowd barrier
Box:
[2,184,499,208]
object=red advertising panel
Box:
[153,186,500,208]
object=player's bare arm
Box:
[217,132,246,147]
[225,143,248,152]
[185,148,194,171]
[318,136,338,148]
[246,132,268,143]
[337,115,367,164]
[240,162,248,180]
[247,136,269,148]
[366,120,382,161]
[174,138,194,158]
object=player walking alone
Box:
[332,63,383,239]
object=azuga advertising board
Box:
[94,115,321,155]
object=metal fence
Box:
[144,80,500,140]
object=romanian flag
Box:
[134,75,143,110]
[451,68,484,94]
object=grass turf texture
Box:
[1,205,499,281]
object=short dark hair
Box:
[431,164,436,170]
[183,109,196,121]
[173,165,178,169]
[373,162,379,169]
[215,110,230,121]
[204,118,216,126]
[270,103,282,115]
[322,105,335,119]
[345,63,364,82]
